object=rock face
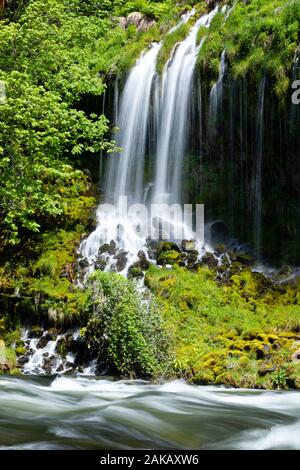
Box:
[118,12,156,32]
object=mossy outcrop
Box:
[145,263,300,389]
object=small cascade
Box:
[208,49,226,140]
[18,328,96,376]
[253,77,266,264]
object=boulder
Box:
[118,16,127,29]
[115,250,128,272]
[137,250,150,270]
[118,12,156,32]
[127,11,144,27]
[79,258,89,269]
[36,334,50,349]
[200,252,218,268]
[156,241,181,257]
[108,240,117,255]
[43,355,56,374]
[29,325,43,338]
[138,17,156,32]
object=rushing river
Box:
[0,376,299,450]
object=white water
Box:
[80,9,218,275]
[20,329,90,376]
[253,77,266,263]
[0,376,299,449]
[153,7,218,204]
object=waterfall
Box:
[153,7,218,205]
[106,43,161,204]
[80,44,161,273]
[254,77,266,263]
[208,49,226,140]
[80,8,219,274]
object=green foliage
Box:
[145,265,300,388]
[0,0,114,245]
[197,0,300,98]
[114,0,177,21]
[156,22,190,74]
[81,271,172,377]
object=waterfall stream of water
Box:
[80,7,219,275]
[254,77,266,264]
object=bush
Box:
[81,271,171,377]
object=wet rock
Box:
[278,265,293,277]
[79,258,89,269]
[108,240,117,255]
[43,355,56,374]
[36,334,50,349]
[63,367,76,376]
[200,253,218,268]
[95,257,107,271]
[137,250,150,270]
[157,241,181,257]
[115,250,128,272]
[29,326,43,338]
[236,253,254,266]
[185,250,199,270]
[128,265,144,280]
[98,243,110,254]
[66,361,75,369]
[55,334,74,358]
[56,364,64,373]
[214,244,226,255]
[47,328,61,340]
[17,355,29,366]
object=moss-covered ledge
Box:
[145,262,300,389]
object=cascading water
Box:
[153,8,218,205]
[80,43,161,274]
[19,328,96,376]
[253,77,266,264]
[80,8,219,275]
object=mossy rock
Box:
[157,249,185,267]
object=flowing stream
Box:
[0,376,299,450]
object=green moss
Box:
[197,0,300,99]
[145,265,300,389]
[156,22,190,74]
[0,172,95,322]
